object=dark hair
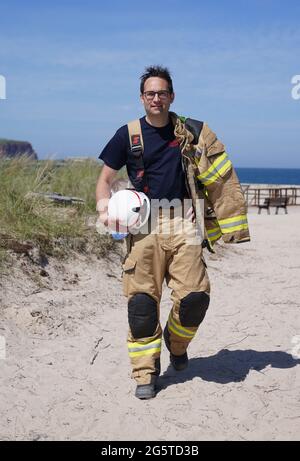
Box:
[140,65,174,94]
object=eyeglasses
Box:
[143,90,171,101]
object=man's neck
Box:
[145,112,169,128]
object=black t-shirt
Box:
[98,116,189,200]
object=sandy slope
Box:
[0,207,300,441]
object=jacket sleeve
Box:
[195,123,250,244]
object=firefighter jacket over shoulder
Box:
[127,113,250,250]
[170,112,250,249]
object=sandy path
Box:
[1,207,300,441]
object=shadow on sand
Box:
[157,349,300,391]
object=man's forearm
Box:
[96,179,111,213]
[95,165,118,226]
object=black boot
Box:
[135,376,157,400]
[135,357,160,400]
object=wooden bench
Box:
[258,197,288,214]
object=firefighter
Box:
[96,66,250,400]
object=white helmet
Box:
[108,189,150,231]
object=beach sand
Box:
[0,206,300,441]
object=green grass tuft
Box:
[0,157,125,269]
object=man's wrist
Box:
[96,197,109,213]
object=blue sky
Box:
[0,0,299,167]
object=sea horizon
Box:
[236,167,300,186]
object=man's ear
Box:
[140,94,145,105]
[170,92,175,104]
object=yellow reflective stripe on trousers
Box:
[197,153,232,186]
[128,338,162,358]
[168,315,195,339]
[219,214,248,234]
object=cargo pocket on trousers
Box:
[122,257,136,297]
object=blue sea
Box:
[236,168,300,185]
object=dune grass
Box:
[0,157,124,267]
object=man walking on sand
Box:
[96,66,250,399]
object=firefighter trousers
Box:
[122,209,210,385]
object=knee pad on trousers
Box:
[179,291,210,327]
[128,293,158,339]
